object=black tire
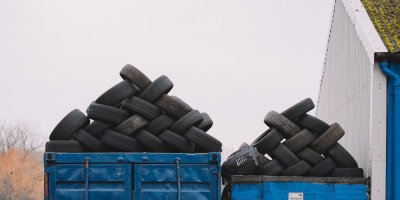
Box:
[257,154,270,167]
[86,102,131,125]
[197,112,213,132]
[170,110,203,135]
[308,157,337,177]
[45,141,88,152]
[310,123,345,154]
[264,111,302,138]
[138,75,173,103]
[72,129,110,152]
[121,96,161,121]
[155,95,193,119]
[252,128,284,155]
[251,98,313,145]
[95,80,140,107]
[325,143,358,168]
[113,115,148,135]
[145,114,176,136]
[257,159,285,176]
[281,160,312,176]
[330,168,364,178]
[135,129,173,152]
[183,127,222,152]
[222,183,232,200]
[295,114,330,135]
[283,129,316,153]
[49,109,90,140]
[281,98,315,120]
[120,64,152,91]
[221,165,238,182]
[84,120,113,138]
[100,129,142,152]
[270,144,300,168]
[159,129,195,153]
[296,148,325,166]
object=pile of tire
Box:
[222,98,363,180]
[45,64,222,153]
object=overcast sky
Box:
[0,0,334,153]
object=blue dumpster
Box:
[44,152,221,200]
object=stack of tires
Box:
[222,98,363,180]
[46,64,222,153]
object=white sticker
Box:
[288,192,304,200]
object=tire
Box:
[281,98,315,120]
[86,102,131,125]
[264,111,302,138]
[170,110,203,135]
[145,114,176,136]
[295,114,330,135]
[72,129,110,152]
[121,96,161,121]
[183,127,222,152]
[197,112,213,132]
[325,143,358,168]
[120,64,152,91]
[155,95,192,119]
[95,80,140,107]
[135,129,174,152]
[45,141,88,152]
[281,160,312,176]
[271,144,300,168]
[296,148,325,166]
[84,120,113,138]
[113,115,148,135]
[138,75,173,103]
[283,129,316,153]
[330,168,364,178]
[159,129,195,153]
[308,157,336,177]
[221,165,238,182]
[100,129,142,152]
[310,123,345,154]
[222,183,232,200]
[251,98,313,144]
[257,154,270,167]
[49,109,90,140]
[252,128,284,155]
[257,159,285,176]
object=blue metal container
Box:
[230,176,368,200]
[43,152,221,200]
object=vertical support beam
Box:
[370,62,387,200]
[85,157,90,200]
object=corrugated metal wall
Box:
[317,0,388,199]
[317,0,371,175]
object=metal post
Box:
[175,158,181,200]
[85,157,90,200]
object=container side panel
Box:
[134,164,220,200]
[48,164,131,200]
[231,183,263,200]
[264,182,335,200]
[334,184,368,200]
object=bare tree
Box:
[0,120,43,153]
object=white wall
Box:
[316,0,386,199]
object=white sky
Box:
[0,0,334,152]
